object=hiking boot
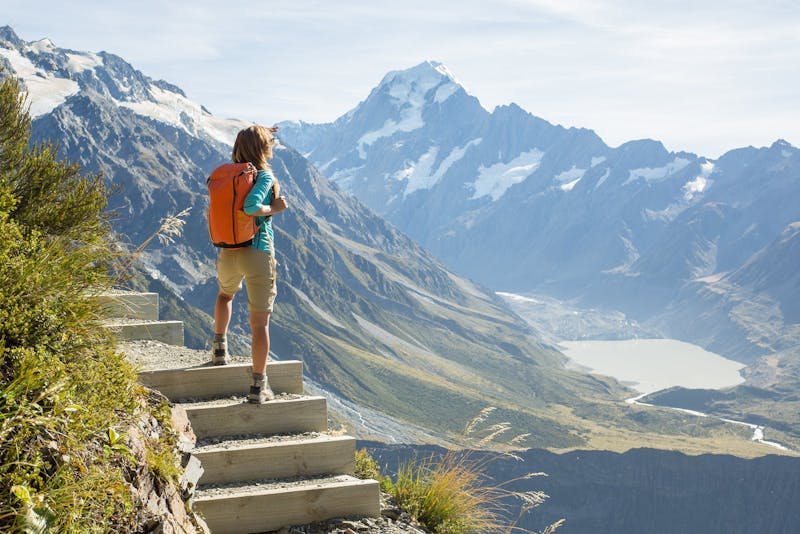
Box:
[247,375,275,404]
[211,338,229,366]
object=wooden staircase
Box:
[101,290,380,534]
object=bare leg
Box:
[249,310,271,375]
[214,292,234,335]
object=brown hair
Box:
[232,125,275,170]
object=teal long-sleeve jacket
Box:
[242,169,276,255]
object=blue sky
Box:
[5,0,799,158]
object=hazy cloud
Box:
[4,0,799,157]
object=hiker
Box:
[210,125,288,403]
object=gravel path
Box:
[119,339,250,371]
[194,431,328,451]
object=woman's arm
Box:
[243,170,282,216]
[246,200,286,217]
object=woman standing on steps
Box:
[212,125,288,403]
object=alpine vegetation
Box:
[0,74,189,532]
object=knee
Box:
[249,311,270,329]
[217,292,234,303]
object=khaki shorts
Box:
[217,247,277,313]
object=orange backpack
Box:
[206,162,259,248]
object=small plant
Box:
[354,448,381,480]
[104,427,136,463]
[145,397,182,484]
[146,446,181,484]
[9,485,56,534]
[386,451,564,534]
[390,452,504,534]
[354,449,393,492]
[113,207,191,279]
[368,406,565,534]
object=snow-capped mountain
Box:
[280,61,800,362]
[279,60,609,221]
[0,27,247,146]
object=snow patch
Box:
[118,85,246,145]
[591,156,606,167]
[28,38,55,53]
[0,47,80,117]
[471,149,544,201]
[357,114,424,159]
[66,52,102,73]
[329,166,364,192]
[625,157,691,185]
[397,146,439,193]
[496,292,542,304]
[646,161,716,221]
[402,138,482,197]
[683,177,707,200]
[434,82,458,103]
[643,203,688,222]
[683,161,715,200]
[594,168,611,189]
[555,166,586,191]
[318,157,337,172]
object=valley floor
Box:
[500,292,800,457]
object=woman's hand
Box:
[270,196,288,214]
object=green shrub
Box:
[354,448,394,494]
[0,73,160,532]
[354,448,381,481]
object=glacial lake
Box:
[559,339,746,395]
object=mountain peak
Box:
[375,60,465,107]
[380,60,459,87]
[0,25,24,48]
[771,139,795,151]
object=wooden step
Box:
[138,361,303,401]
[194,475,380,534]
[193,434,355,485]
[183,396,327,439]
[94,291,159,320]
[104,318,184,346]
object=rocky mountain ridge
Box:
[279,61,800,364]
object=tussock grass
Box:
[376,449,563,534]
[113,207,191,277]
[356,406,565,534]
[390,452,505,533]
